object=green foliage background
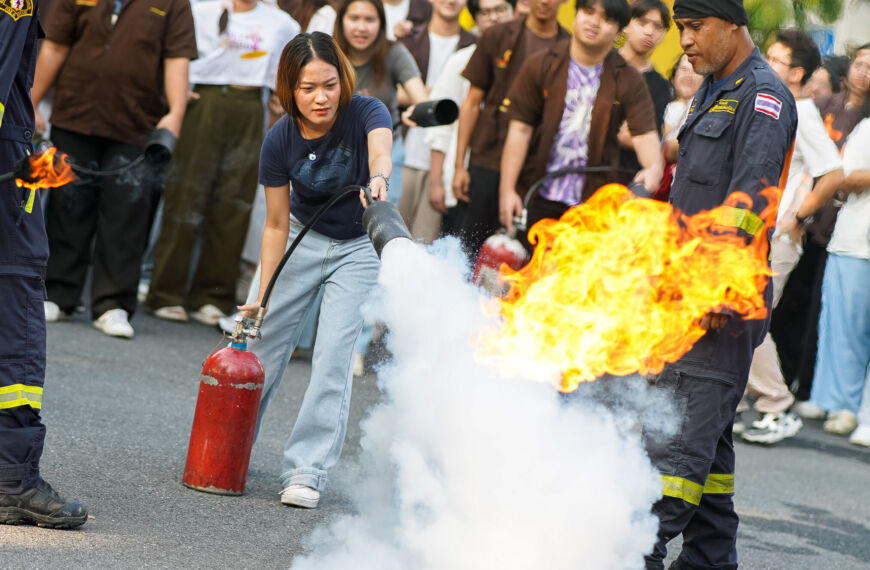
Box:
[745,0,857,46]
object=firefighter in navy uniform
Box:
[643,1,797,569]
[0,0,88,528]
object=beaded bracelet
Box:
[368,173,390,193]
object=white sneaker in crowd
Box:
[280,484,320,508]
[353,352,365,377]
[93,309,134,339]
[823,410,858,435]
[44,301,68,322]
[848,424,870,447]
[741,412,803,445]
[190,304,226,326]
[793,400,827,420]
[154,306,188,322]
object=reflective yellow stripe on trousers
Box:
[661,474,735,506]
[714,207,764,236]
[0,384,43,410]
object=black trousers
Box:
[1,136,47,495]
[45,127,156,319]
[770,238,828,400]
[519,194,572,254]
[454,166,501,263]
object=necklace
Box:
[299,122,328,162]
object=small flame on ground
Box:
[15,148,76,191]
[479,184,780,393]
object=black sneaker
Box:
[0,479,88,529]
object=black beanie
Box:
[673,0,749,27]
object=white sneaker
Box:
[44,301,68,322]
[190,304,226,326]
[353,352,365,377]
[848,424,870,447]
[280,484,320,508]
[741,412,803,444]
[793,400,827,420]
[823,410,858,435]
[153,305,188,322]
[93,309,134,339]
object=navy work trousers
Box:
[0,140,47,495]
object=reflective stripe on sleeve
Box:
[714,207,764,236]
[0,101,5,128]
[661,473,735,505]
[0,384,43,410]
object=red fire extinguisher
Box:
[472,231,529,295]
[182,327,265,495]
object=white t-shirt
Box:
[663,100,688,133]
[829,118,870,260]
[404,32,461,171]
[424,44,476,207]
[190,1,300,91]
[779,98,843,223]
[383,0,410,41]
[306,4,336,34]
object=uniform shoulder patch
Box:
[1,0,33,20]
[754,93,782,120]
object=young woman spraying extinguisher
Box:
[238,32,392,508]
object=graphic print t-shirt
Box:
[259,95,392,239]
[540,59,603,205]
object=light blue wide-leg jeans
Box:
[810,254,870,415]
[249,216,380,491]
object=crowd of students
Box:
[32,0,870,448]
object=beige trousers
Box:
[739,236,803,414]
[398,166,441,244]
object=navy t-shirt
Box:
[259,95,392,240]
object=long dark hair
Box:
[334,0,392,86]
[278,0,330,33]
[276,32,356,119]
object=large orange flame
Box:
[15,148,76,191]
[479,184,780,393]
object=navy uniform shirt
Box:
[669,48,797,376]
[1,0,47,274]
[672,48,797,224]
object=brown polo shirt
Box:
[45,0,197,146]
[507,45,655,201]
[461,16,570,171]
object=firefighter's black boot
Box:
[0,479,88,529]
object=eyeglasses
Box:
[479,4,510,18]
[767,54,792,68]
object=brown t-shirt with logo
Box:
[45,0,198,146]
[461,16,570,171]
[507,45,655,200]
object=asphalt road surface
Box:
[2,314,869,569]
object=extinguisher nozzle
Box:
[362,200,412,258]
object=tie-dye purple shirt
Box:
[539,59,603,205]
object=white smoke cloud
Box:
[291,237,677,570]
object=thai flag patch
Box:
[755,93,782,120]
